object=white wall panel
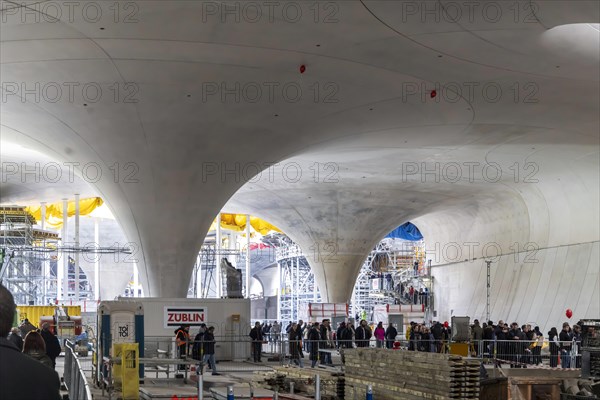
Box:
[432,242,599,333]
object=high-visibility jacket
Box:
[175,330,189,347]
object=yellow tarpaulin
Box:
[16,305,81,325]
[26,197,104,229]
[25,198,279,235]
[209,214,281,235]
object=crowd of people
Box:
[247,318,402,367]
[248,317,586,370]
[396,319,584,369]
[0,283,62,399]
[473,319,585,369]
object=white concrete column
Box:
[295,257,299,320]
[229,232,234,251]
[195,254,202,298]
[41,202,48,302]
[94,218,99,301]
[216,214,222,298]
[246,215,251,298]
[40,202,46,230]
[277,261,282,321]
[60,198,68,300]
[133,263,139,297]
[74,194,80,300]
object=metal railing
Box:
[386,337,583,369]
[64,340,93,400]
[258,334,584,370]
[474,339,583,368]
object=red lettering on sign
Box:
[166,310,205,325]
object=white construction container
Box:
[372,304,425,334]
[98,297,251,368]
[298,303,348,323]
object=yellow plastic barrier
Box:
[113,343,139,400]
[449,342,470,357]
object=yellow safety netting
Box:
[209,214,281,235]
[25,198,278,235]
[26,197,104,229]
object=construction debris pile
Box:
[252,366,345,400]
[561,379,600,398]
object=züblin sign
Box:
[164,307,206,328]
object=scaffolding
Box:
[189,232,244,299]
[351,238,427,317]
[184,227,429,323]
[0,206,59,304]
[275,241,321,322]
[1,206,133,304]
[257,233,429,324]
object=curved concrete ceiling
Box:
[1,143,97,205]
[1,1,598,303]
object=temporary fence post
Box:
[197,365,203,400]
[315,374,321,400]
[227,385,234,400]
[366,384,373,400]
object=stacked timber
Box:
[344,348,480,400]
[252,366,345,399]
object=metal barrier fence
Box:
[96,334,583,396]
[118,334,584,369]
[64,340,93,400]
[475,339,582,368]
[257,335,583,370]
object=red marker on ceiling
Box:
[299,65,306,74]
[430,90,437,98]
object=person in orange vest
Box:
[174,324,190,371]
